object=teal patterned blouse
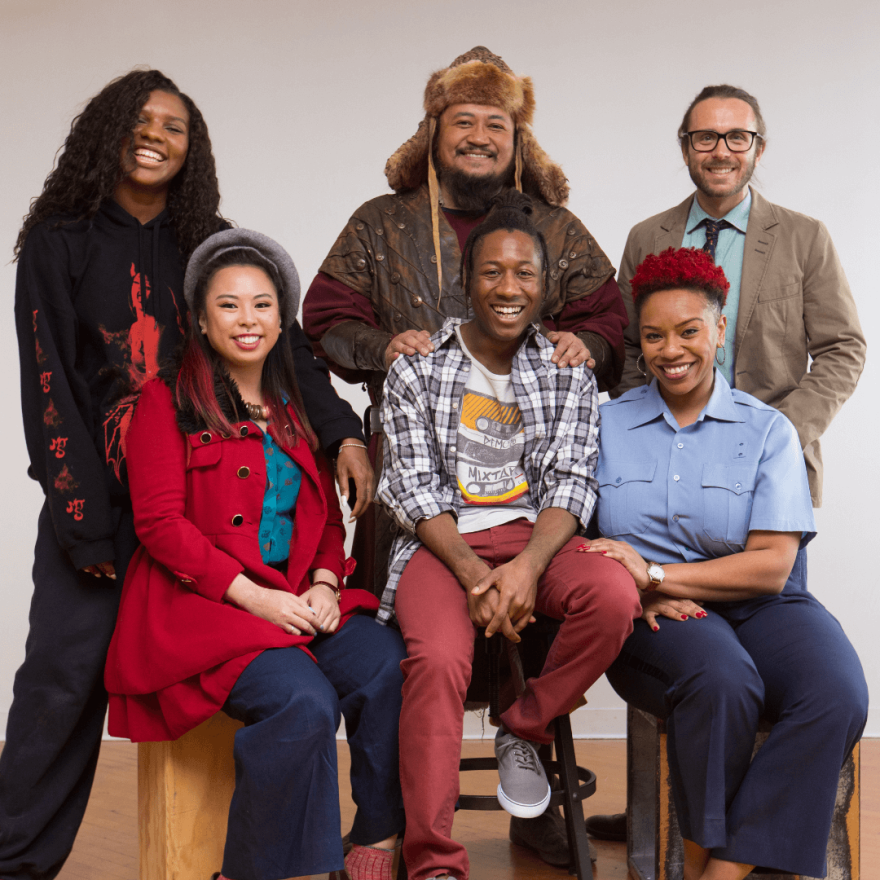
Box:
[258,428,303,564]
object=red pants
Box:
[395,519,641,880]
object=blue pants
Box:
[606,560,868,877]
[0,502,138,880]
[221,614,406,880]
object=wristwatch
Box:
[646,562,666,591]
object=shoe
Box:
[584,811,627,842]
[495,726,551,818]
[510,808,598,866]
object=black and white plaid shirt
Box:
[376,318,599,624]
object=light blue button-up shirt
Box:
[682,191,751,386]
[596,371,815,569]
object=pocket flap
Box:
[186,440,222,469]
[701,464,755,495]
[598,459,657,488]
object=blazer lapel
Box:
[736,188,778,352]
[654,194,693,252]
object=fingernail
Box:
[653,625,660,632]
[319,624,324,631]
[681,615,688,620]
[601,550,607,555]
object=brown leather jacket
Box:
[313,185,625,402]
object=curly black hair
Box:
[15,68,226,261]
[460,189,550,297]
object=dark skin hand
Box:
[416,507,579,641]
[384,330,593,370]
[81,561,116,580]
[335,440,374,521]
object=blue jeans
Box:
[221,614,406,880]
[606,551,867,877]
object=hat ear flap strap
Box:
[426,117,444,305]
[514,136,523,193]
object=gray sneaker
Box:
[495,726,551,818]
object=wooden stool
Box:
[138,712,243,880]
[626,706,860,880]
[457,624,598,880]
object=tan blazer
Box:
[614,188,865,506]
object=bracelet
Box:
[312,580,341,602]
[338,443,367,452]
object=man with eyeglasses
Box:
[587,84,866,845]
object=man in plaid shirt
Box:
[377,196,640,880]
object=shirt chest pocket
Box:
[701,462,758,545]
[597,460,657,537]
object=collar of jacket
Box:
[158,357,252,435]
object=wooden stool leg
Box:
[554,712,592,880]
[138,713,243,880]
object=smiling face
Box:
[639,288,726,414]
[198,265,282,383]
[461,228,543,372]
[116,90,190,206]
[682,97,764,217]
[436,103,515,181]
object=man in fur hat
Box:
[303,47,628,866]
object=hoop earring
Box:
[715,346,726,365]
[636,353,647,377]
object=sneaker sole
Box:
[496,783,551,818]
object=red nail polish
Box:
[601,550,607,555]
[652,625,659,632]
[681,615,688,620]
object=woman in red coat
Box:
[105,229,405,880]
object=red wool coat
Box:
[104,378,377,742]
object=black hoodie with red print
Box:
[16,201,365,573]
[15,200,188,570]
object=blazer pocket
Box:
[701,462,758,544]
[597,459,657,537]
[757,280,801,303]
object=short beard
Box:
[437,164,512,213]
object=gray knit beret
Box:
[184,228,301,328]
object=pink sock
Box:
[345,844,394,880]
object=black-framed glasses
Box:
[686,130,761,152]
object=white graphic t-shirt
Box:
[454,327,537,534]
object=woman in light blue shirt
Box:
[583,248,866,880]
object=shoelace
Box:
[508,738,540,771]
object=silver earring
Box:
[715,346,726,365]
[636,353,647,376]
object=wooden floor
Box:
[1,738,877,880]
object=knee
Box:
[570,557,642,631]
[272,676,341,740]
[805,667,869,745]
[674,654,764,721]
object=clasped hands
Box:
[385,329,594,371]
[461,555,541,643]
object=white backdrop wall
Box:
[1,0,877,740]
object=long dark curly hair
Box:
[15,68,226,261]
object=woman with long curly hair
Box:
[582,247,867,880]
[5,70,369,880]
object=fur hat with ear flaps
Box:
[384,46,570,208]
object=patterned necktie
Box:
[701,218,734,262]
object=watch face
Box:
[648,563,665,584]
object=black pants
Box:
[0,502,138,880]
